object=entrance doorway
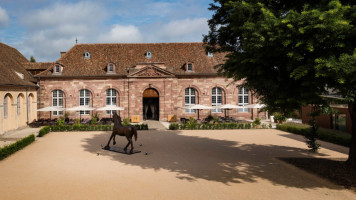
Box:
[143,88,159,120]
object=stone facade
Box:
[38,75,264,121]
[0,87,37,134]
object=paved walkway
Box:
[0,129,353,200]
[145,120,168,130]
[0,127,41,148]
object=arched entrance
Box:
[143,88,159,120]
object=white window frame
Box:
[84,52,90,59]
[146,51,152,58]
[187,63,193,71]
[185,88,196,113]
[79,89,90,115]
[54,65,60,73]
[52,90,64,116]
[108,64,114,73]
[212,87,222,113]
[238,87,249,113]
[106,89,117,114]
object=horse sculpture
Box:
[104,112,138,154]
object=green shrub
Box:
[0,134,35,160]
[57,118,65,126]
[277,122,351,147]
[91,115,98,125]
[253,118,261,126]
[169,123,179,130]
[123,118,131,126]
[38,126,50,137]
[48,124,148,132]
[273,112,287,123]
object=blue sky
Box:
[0,0,213,61]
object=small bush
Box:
[91,115,98,125]
[38,126,50,137]
[169,123,179,130]
[273,112,287,123]
[0,134,35,160]
[123,118,131,126]
[57,118,65,126]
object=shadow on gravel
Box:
[82,130,345,190]
[279,157,355,191]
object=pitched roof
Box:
[0,42,36,87]
[23,62,55,70]
[36,42,226,77]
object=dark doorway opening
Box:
[143,88,159,120]
[143,98,159,120]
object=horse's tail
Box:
[132,126,138,141]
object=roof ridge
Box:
[75,42,204,45]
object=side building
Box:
[0,42,38,134]
[35,43,264,121]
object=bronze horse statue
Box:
[104,112,138,154]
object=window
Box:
[79,89,90,115]
[52,90,64,116]
[84,52,90,59]
[187,63,193,71]
[17,95,20,115]
[238,87,249,112]
[207,52,213,57]
[106,89,117,114]
[108,64,114,73]
[146,51,152,58]
[185,87,196,113]
[3,95,8,118]
[54,65,60,73]
[212,87,222,113]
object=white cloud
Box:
[154,18,209,42]
[98,24,143,43]
[0,6,9,27]
[17,1,107,61]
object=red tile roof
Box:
[36,42,226,77]
[23,62,55,70]
[0,42,36,87]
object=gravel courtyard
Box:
[0,129,354,200]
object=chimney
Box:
[60,52,66,58]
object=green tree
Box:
[30,56,36,62]
[204,0,356,164]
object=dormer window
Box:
[107,63,115,74]
[187,63,193,71]
[53,65,62,75]
[207,52,213,57]
[145,51,152,58]
[84,52,90,59]
[55,65,60,73]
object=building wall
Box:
[0,87,37,135]
[302,106,351,134]
[38,77,265,121]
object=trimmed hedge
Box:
[0,134,35,160]
[38,126,50,137]
[169,122,271,130]
[49,124,148,132]
[277,122,351,147]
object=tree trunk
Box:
[347,101,356,166]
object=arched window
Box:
[106,89,117,114]
[185,87,196,113]
[17,95,20,115]
[52,90,64,115]
[238,87,249,113]
[212,87,223,113]
[3,95,8,118]
[79,89,91,115]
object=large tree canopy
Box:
[204,0,356,164]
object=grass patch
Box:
[277,122,351,147]
[0,134,35,160]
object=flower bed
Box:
[169,122,271,130]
